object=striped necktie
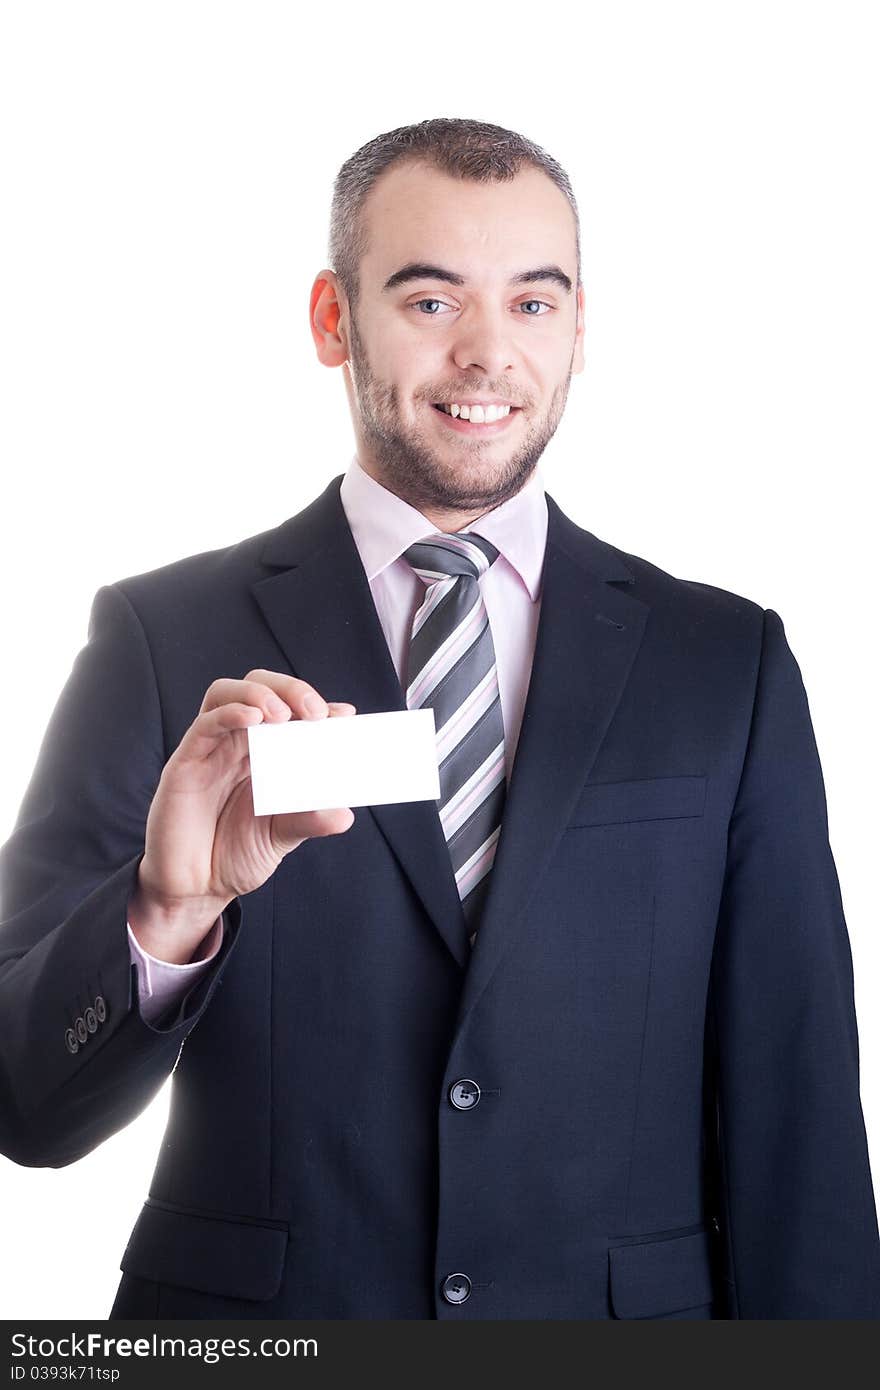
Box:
[403,531,507,946]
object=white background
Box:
[1,0,877,1319]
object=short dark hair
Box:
[328,117,581,309]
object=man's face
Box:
[326,160,584,521]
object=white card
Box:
[246,708,440,815]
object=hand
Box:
[128,670,356,960]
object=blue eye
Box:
[410,297,552,316]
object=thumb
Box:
[270,806,355,852]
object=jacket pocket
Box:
[608,1227,715,1318]
[119,1198,289,1301]
[568,775,707,828]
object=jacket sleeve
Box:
[707,607,880,1317]
[0,583,242,1169]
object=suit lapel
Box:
[252,475,472,968]
[453,494,650,1033]
[250,475,650,988]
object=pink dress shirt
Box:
[129,455,549,1025]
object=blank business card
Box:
[246,708,440,815]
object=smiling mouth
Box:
[432,403,521,425]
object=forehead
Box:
[359,160,577,283]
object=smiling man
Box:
[1,117,879,1322]
[313,157,582,527]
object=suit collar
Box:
[337,456,549,603]
[260,470,636,586]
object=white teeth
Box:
[437,403,512,421]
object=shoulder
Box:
[549,495,768,641]
[621,546,765,624]
[101,521,286,638]
[546,497,777,711]
[105,478,342,628]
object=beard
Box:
[346,313,573,519]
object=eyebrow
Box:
[381,262,573,294]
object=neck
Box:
[354,456,522,534]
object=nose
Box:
[451,304,516,378]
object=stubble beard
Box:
[347,313,573,518]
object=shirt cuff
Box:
[127,913,225,1021]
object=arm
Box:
[0,583,356,1171]
[707,608,880,1317]
[0,584,242,1168]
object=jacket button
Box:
[441,1273,472,1305]
[711,1215,721,1235]
[75,1016,88,1044]
[85,1007,98,1034]
[64,1028,79,1055]
[449,1079,481,1110]
[95,995,107,1023]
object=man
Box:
[1,117,878,1320]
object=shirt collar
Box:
[339,454,548,601]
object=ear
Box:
[310,271,348,367]
[572,282,586,375]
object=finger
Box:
[269,805,355,853]
[175,701,265,764]
[327,702,357,717]
[200,677,292,721]
[240,670,332,720]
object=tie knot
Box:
[403,531,500,586]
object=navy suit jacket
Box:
[1,474,878,1319]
